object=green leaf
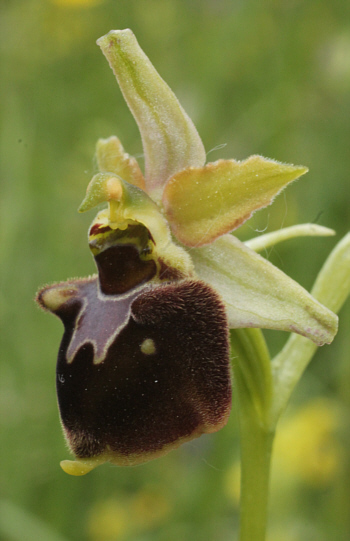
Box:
[191,233,338,345]
[162,156,307,247]
[97,30,206,199]
[270,232,350,423]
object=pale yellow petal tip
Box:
[293,164,308,176]
[96,29,133,49]
[95,136,146,190]
[60,458,103,476]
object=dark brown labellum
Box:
[37,277,231,466]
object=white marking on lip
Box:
[67,279,149,364]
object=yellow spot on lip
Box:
[140,338,156,355]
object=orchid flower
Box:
[36,29,338,477]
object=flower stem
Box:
[230,234,350,541]
[238,414,274,541]
[230,328,274,541]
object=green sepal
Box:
[97,29,206,199]
[191,233,338,345]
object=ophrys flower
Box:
[36,29,337,476]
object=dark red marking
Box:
[158,258,185,282]
[89,223,112,236]
[95,244,157,295]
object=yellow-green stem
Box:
[238,415,274,541]
[230,328,274,541]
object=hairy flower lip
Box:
[41,276,232,472]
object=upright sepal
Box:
[162,157,308,247]
[191,234,338,345]
[97,29,206,198]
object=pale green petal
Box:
[97,30,206,198]
[163,156,307,247]
[191,234,338,345]
[96,136,146,190]
[245,224,335,252]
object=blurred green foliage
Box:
[1,0,349,540]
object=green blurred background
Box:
[1,0,349,540]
